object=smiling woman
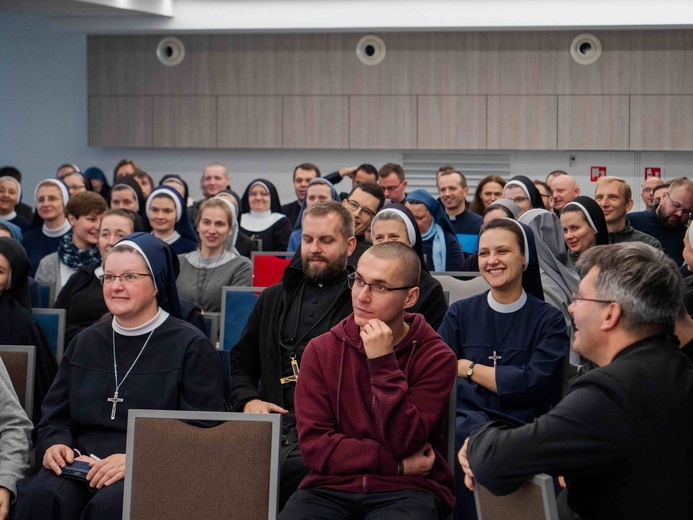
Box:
[176,198,252,313]
[35,191,108,289]
[14,232,227,520]
[145,185,198,255]
[438,218,568,520]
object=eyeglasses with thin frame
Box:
[347,273,414,296]
[345,199,376,219]
[665,193,693,218]
[570,292,614,305]
[642,187,655,194]
[508,196,529,204]
[99,273,152,285]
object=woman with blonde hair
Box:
[177,198,252,313]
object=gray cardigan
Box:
[176,253,252,313]
[0,359,32,497]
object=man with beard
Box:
[229,200,356,510]
[629,177,693,265]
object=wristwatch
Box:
[466,362,476,379]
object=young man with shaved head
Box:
[280,242,456,519]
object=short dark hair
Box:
[534,180,553,196]
[437,170,467,189]
[362,241,420,287]
[349,181,385,211]
[293,163,321,180]
[354,164,378,180]
[66,191,108,218]
[378,163,405,182]
[303,200,354,240]
[0,166,22,183]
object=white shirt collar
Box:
[487,289,527,313]
[43,219,71,238]
[112,307,169,336]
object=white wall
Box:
[2,12,692,210]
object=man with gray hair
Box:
[459,242,693,519]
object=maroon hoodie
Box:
[294,312,457,513]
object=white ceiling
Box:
[3,0,693,33]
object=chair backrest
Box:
[251,251,293,288]
[474,473,559,520]
[219,286,266,351]
[432,274,489,305]
[442,378,457,473]
[32,308,66,363]
[37,281,55,308]
[124,410,281,520]
[203,312,220,347]
[0,345,35,419]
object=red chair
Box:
[252,252,292,287]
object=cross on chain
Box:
[280,355,300,384]
[489,351,502,368]
[108,389,124,420]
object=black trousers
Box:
[279,488,443,520]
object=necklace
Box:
[108,328,155,420]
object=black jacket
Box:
[468,335,693,520]
[228,264,353,413]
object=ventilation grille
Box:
[402,152,513,195]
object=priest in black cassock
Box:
[14,232,227,520]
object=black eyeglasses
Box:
[345,199,376,219]
[570,293,614,305]
[347,273,414,296]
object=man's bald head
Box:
[549,174,580,211]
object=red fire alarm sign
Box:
[644,167,662,180]
[590,166,607,181]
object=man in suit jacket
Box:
[459,242,693,520]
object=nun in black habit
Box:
[14,232,227,520]
[0,238,58,425]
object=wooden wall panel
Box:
[282,96,349,148]
[87,30,693,150]
[630,96,693,150]
[417,96,486,149]
[487,96,557,150]
[218,96,282,148]
[152,96,217,147]
[88,96,152,147]
[555,32,633,95]
[558,96,629,150]
[349,96,417,149]
[630,31,693,94]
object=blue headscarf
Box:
[114,232,183,319]
[287,178,340,252]
[84,166,111,201]
[0,219,23,242]
[407,189,459,272]
[145,185,199,246]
